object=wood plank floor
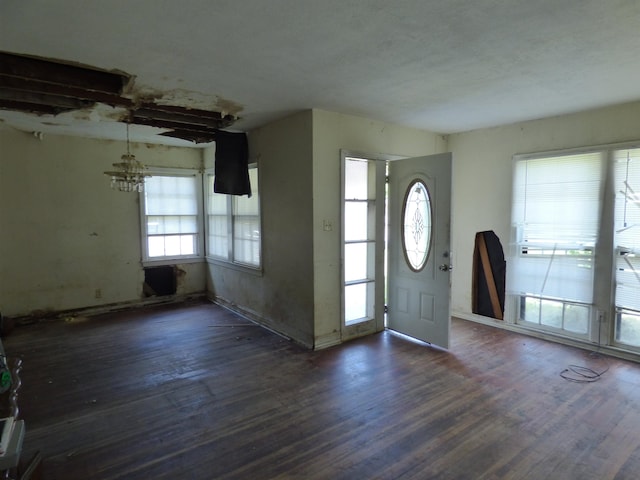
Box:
[4,300,640,479]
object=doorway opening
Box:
[341,151,452,348]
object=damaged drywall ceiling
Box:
[0,51,237,145]
[1,1,640,142]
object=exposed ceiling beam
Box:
[0,99,68,115]
[0,51,237,142]
[158,128,218,144]
[0,51,128,93]
[0,88,94,110]
[131,116,218,143]
[135,103,235,129]
[0,76,134,108]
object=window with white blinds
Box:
[614,148,640,314]
[142,172,202,262]
[205,166,261,268]
[206,184,230,259]
[613,148,640,347]
[232,171,261,266]
[509,152,604,303]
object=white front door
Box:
[387,153,452,348]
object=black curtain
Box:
[214,130,251,196]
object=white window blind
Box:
[614,148,640,312]
[144,174,199,259]
[206,167,261,268]
[509,152,604,303]
[232,168,260,266]
[206,183,230,260]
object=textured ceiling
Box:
[1,0,640,146]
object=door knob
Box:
[439,264,452,272]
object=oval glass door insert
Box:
[402,179,432,271]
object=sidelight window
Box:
[343,157,380,325]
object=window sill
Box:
[516,319,591,342]
[142,256,205,268]
[206,257,263,276]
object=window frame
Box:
[508,141,640,351]
[139,167,205,267]
[204,163,262,273]
[340,149,392,344]
[343,156,378,326]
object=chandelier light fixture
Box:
[104,122,151,192]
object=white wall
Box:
[206,111,316,347]
[0,127,205,317]
[311,109,447,347]
[448,100,640,323]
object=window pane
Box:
[147,217,161,235]
[164,235,182,256]
[522,296,540,324]
[345,243,368,282]
[402,180,431,271]
[148,236,165,257]
[180,235,195,256]
[145,175,198,215]
[616,311,640,347]
[345,202,368,241]
[164,216,182,235]
[345,283,367,323]
[564,304,589,334]
[148,215,198,235]
[233,216,260,265]
[511,254,595,304]
[208,215,229,259]
[540,299,563,329]
[234,194,259,217]
[148,234,196,257]
[207,176,228,214]
[345,158,369,200]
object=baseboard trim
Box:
[210,295,314,350]
[314,332,342,350]
[12,293,208,325]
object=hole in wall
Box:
[143,266,177,297]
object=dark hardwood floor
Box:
[3,300,640,479]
